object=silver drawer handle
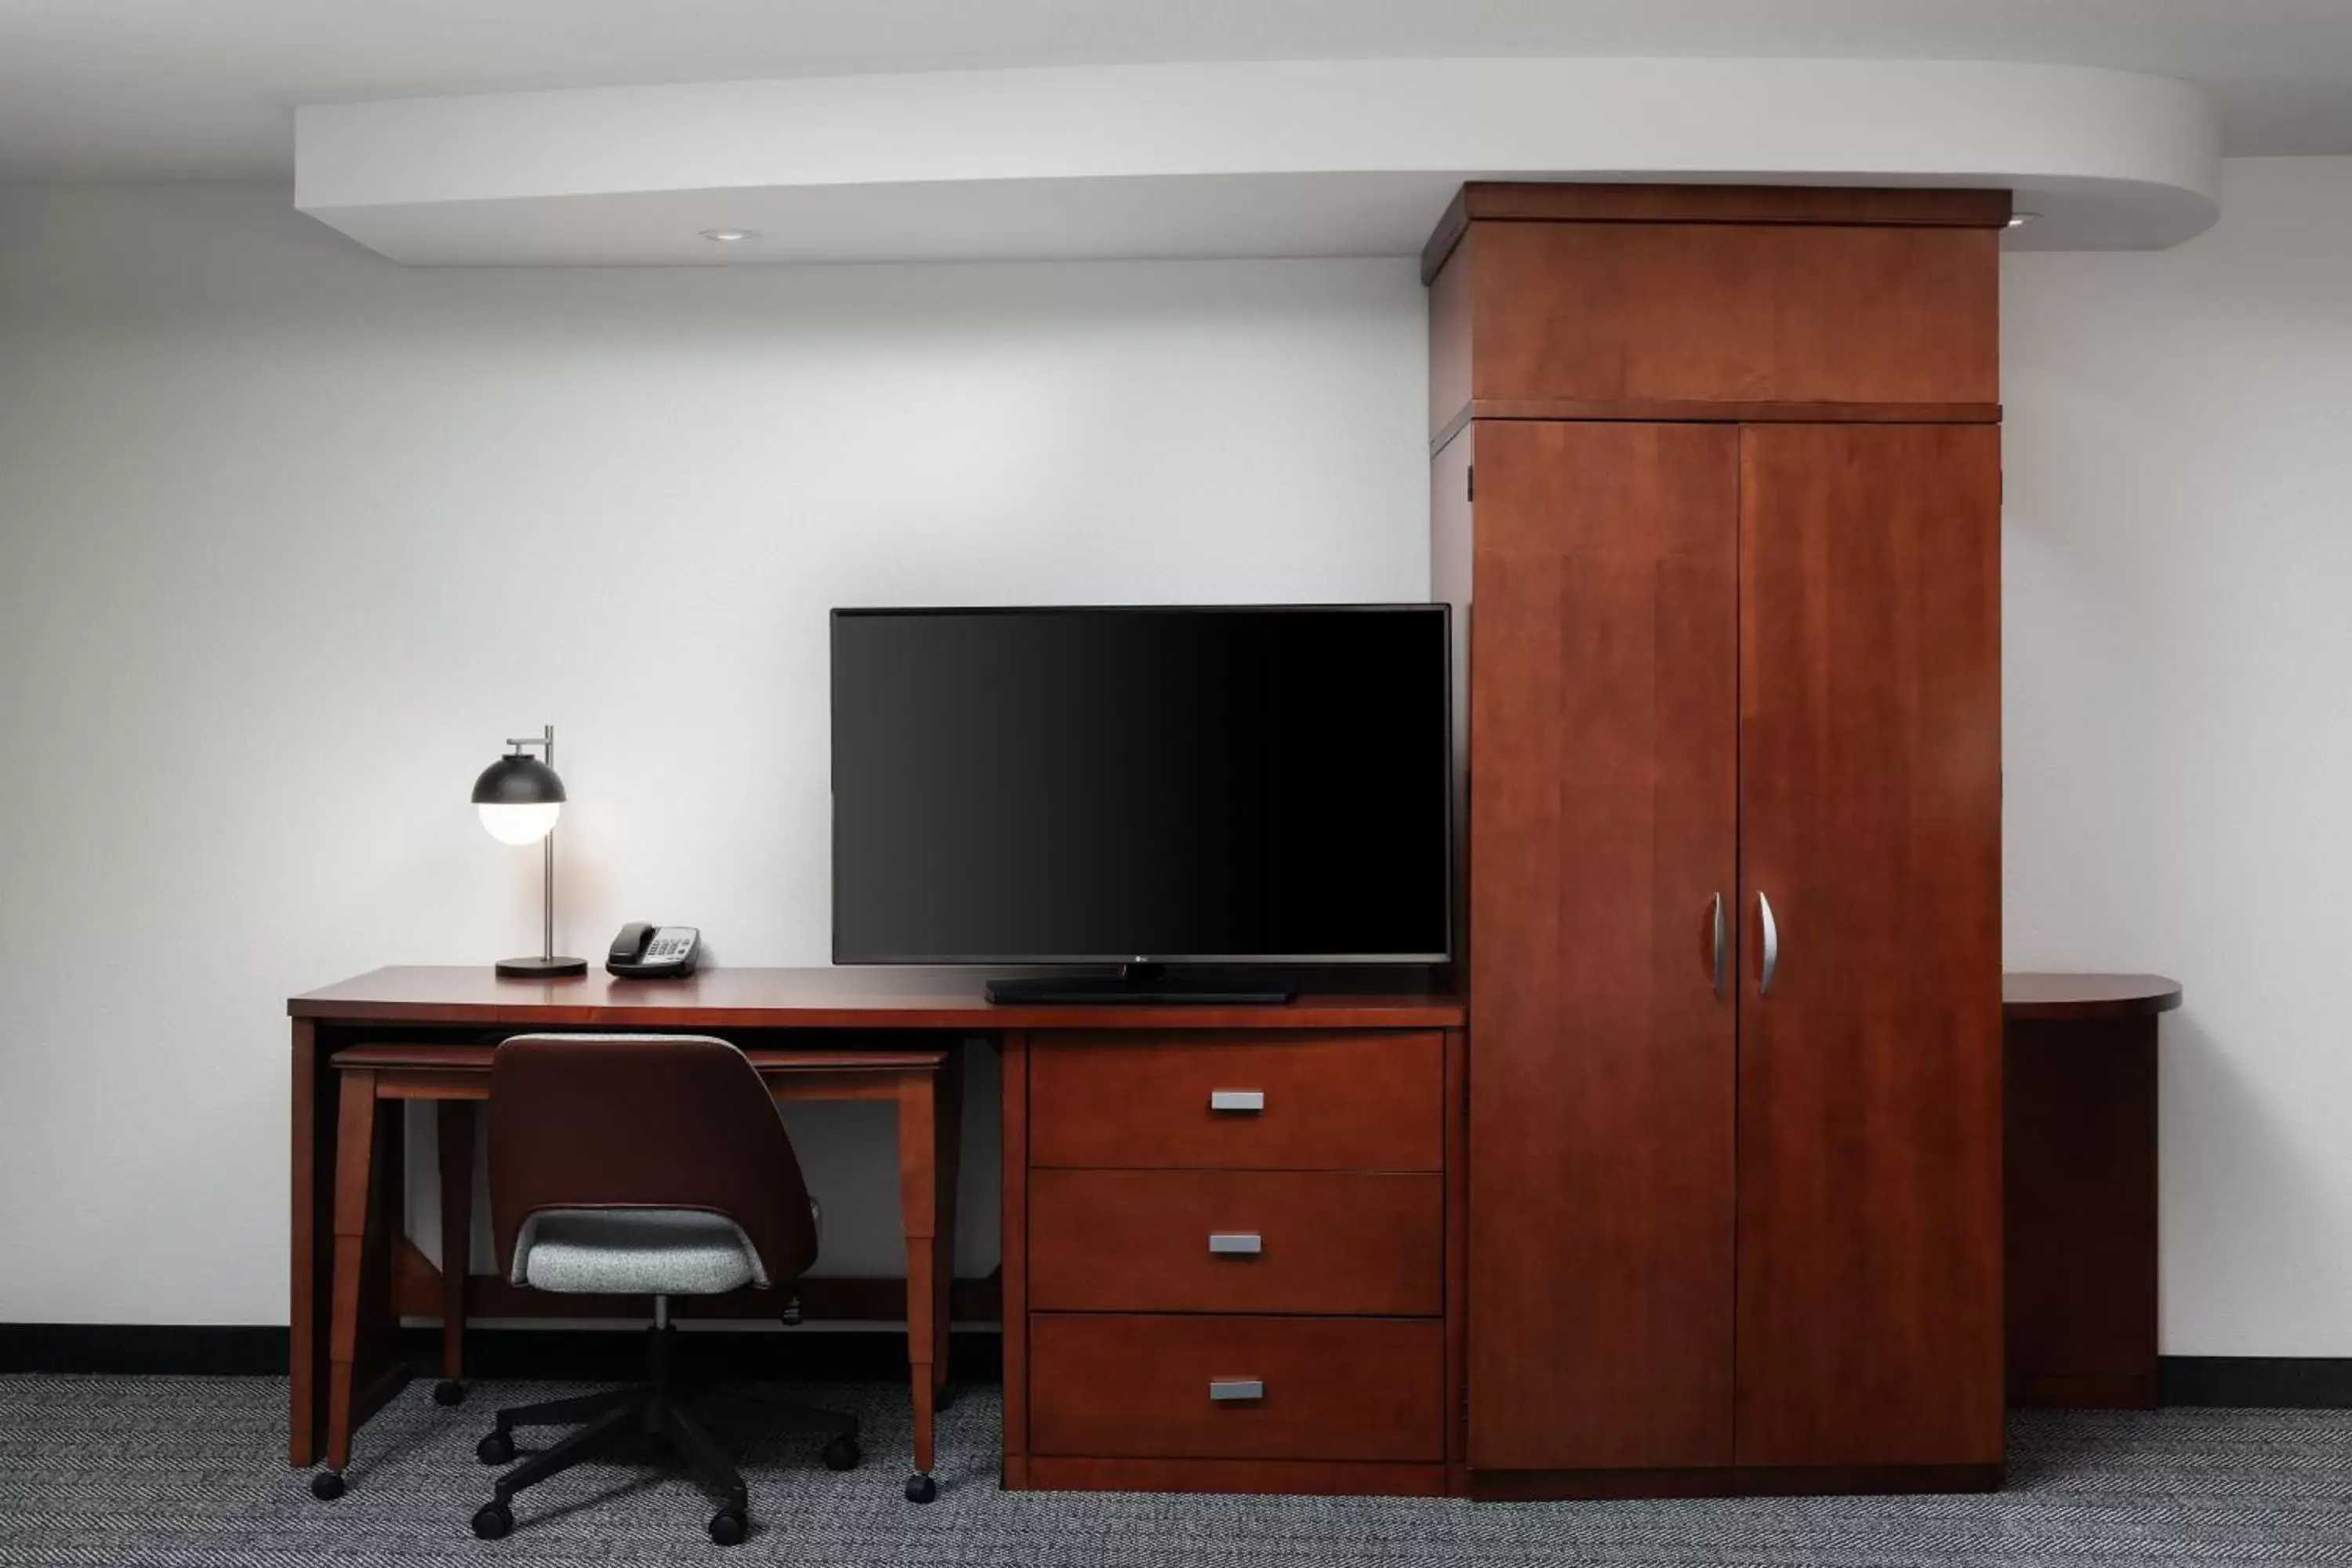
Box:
[1208,1090,1265,1113]
[1208,1232,1264,1256]
[1208,1379,1265,1402]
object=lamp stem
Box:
[540,724,557,963]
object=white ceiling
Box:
[4,0,2350,182]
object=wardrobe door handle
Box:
[1758,891,1780,997]
[1209,1379,1265,1403]
[1209,1090,1264,1114]
[1708,893,1727,1000]
[1208,1232,1264,1256]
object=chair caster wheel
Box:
[433,1379,466,1406]
[822,1434,861,1472]
[310,1469,346,1501]
[472,1501,514,1540]
[476,1429,514,1465]
[905,1472,937,1504]
[708,1506,747,1546]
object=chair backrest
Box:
[487,1033,817,1287]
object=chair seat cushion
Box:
[515,1209,763,1295]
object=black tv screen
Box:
[831,606,1451,965]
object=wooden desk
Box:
[317,1042,956,1493]
[289,965,1465,1499]
[2002,972,2183,1410]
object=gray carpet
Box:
[2,1376,2350,1566]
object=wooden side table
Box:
[2002,972,2183,1409]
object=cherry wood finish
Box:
[1430,183,2005,1497]
[388,1239,1004,1324]
[1421,182,2015,280]
[1026,1456,1450,1497]
[291,965,1464,1032]
[2003,972,2183,1022]
[1465,420,1740,1472]
[312,1039,958,1485]
[1000,1032,1032,1490]
[1002,1026,1466,1498]
[292,968,1465,1499]
[1029,1170,1443,1315]
[1028,1314,1446,1462]
[1733,423,2004,1467]
[1436,399,2002,449]
[1440,1028,1470,1489]
[1473,223,1998,410]
[1027,1032,1446,1171]
[289,1018,326,1463]
[2003,973,2180,1410]
[434,1101,475,1389]
[1468,1462,2003,1502]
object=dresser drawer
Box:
[1029,1169,1443,1315]
[1029,1315,1444,1462]
[1027,1033,1444,1171]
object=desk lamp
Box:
[472,724,586,978]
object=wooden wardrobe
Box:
[1429,184,2007,1498]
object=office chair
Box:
[469,1033,858,1545]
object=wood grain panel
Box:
[1465,420,1739,1469]
[1470,223,1998,408]
[1468,1461,2003,1501]
[1001,1032,1031,1483]
[1029,1314,1444,1461]
[1028,1170,1443,1315]
[2002,973,2183,1022]
[1463,399,2002,427]
[1734,423,2003,1467]
[1028,1033,1445,1171]
[1421,183,2011,278]
[2005,1015,2160,1409]
[290,965,1463,1032]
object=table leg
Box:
[289,1020,326,1467]
[896,1071,940,1501]
[931,1047,964,1401]
[320,1069,378,1494]
[435,1100,476,1405]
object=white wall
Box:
[9,164,2351,1356]
[0,183,1428,1323]
[2003,156,2352,1355]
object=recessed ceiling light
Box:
[699,228,757,243]
[2005,212,2039,230]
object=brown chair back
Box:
[488,1033,818,1287]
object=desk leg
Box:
[896,1073,940,1502]
[289,1020,327,1467]
[931,1047,964,1403]
[434,1100,476,1405]
[319,1069,378,1494]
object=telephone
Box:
[606,923,701,979]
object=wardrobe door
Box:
[1734,423,2003,1468]
[1467,421,1739,1470]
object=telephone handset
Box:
[606,923,701,979]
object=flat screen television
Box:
[830,605,1451,1003]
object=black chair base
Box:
[472,1323,858,1544]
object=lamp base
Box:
[495,955,589,978]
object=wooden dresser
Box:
[1000,1025,1468,1496]
[1431,183,2010,1498]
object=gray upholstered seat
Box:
[513,1209,764,1296]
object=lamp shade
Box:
[471,753,566,845]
